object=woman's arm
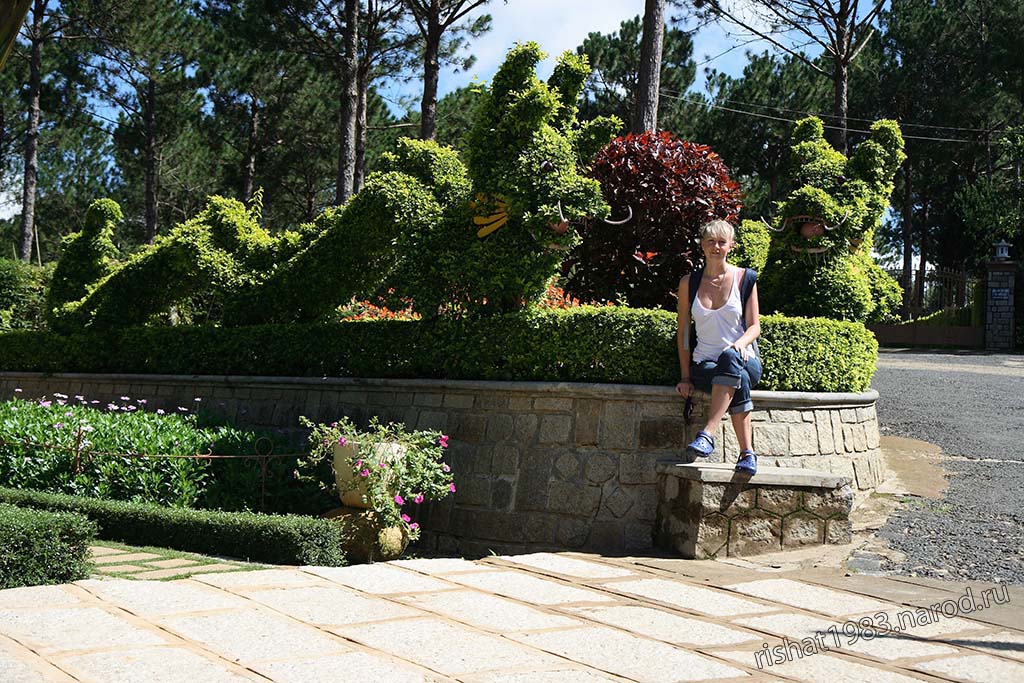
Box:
[732,281,761,356]
[676,276,694,397]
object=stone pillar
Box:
[985,260,1016,350]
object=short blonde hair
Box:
[700,219,735,242]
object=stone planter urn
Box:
[331,440,405,508]
[329,440,410,562]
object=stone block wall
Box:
[0,373,882,556]
[986,261,1016,351]
[654,470,854,559]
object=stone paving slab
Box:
[952,630,1024,662]
[395,589,583,632]
[88,545,127,557]
[53,645,258,683]
[76,579,251,617]
[564,604,761,647]
[305,563,457,594]
[445,570,616,605]
[508,625,749,681]
[335,616,565,677]
[494,553,636,579]
[0,637,74,683]
[734,612,961,661]
[158,608,349,665]
[0,606,167,654]
[94,564,148,574]
[194,568,322,589]
[238,584,421,625]
[392,557,488,574]
[0,586,81,609]
[608,577,778,617]
[725,578,896,617]
[92,552,162,565]
[146,558,200,569]
[914,652,1024,682]
[715,648,930,682]
[250,651,439,683]
[130,563,241,580]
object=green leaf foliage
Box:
[731,219,771,273]
[761,117,905,323]
[0,487,346,566]
[0,308,877,392]
[45,198,122,322]
[0,503,96,589]
[0,259,52,331]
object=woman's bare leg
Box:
[702,383,735,435]
[731,410,753,452]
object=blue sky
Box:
[379,0,774,110]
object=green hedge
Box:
[0,503,96,588]
[0,307,877,392]
[0,488,347,567]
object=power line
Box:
[661,86,1010,135]
[661,90,999,144]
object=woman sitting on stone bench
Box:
[675,219,762,474]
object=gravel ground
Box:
[872,350,1024,584]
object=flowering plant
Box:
[298,416,454,539]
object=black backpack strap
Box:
[739,268,757,327]
[687,266,704,311]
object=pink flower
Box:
[449,483,457,492]
[13,388,22,393]
[54,393,68,399]
[337,436,347,447]
[156,409,165,415]
[410,522,419,530]
[414,493,424,504]
[378,461,387,468]
[359,469,370,477]
[194,397,202,402]
[90,400,99,404]
[355,459,362,468]
[439,435,449,448]
[57,400,66,406]
[177,407,188,412]
[401,514,411,523]
[75,395,84,401]
[38,400,51,408]
[394,494,405,505]
[120,396,130,401]
[106,403,118,411]
[137,399,147,404]
[53,422,64,429]
[442,464,451,473]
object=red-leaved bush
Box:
[562,131,742,310]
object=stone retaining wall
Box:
[0,372,882,556]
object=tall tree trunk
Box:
[354,64,369,193]
[633,0,665,134]
[144,77,158,243]
[901,166,913,320]
[335,0,359,204]
[832,59,849,154]
[243,95,260,203]
[420,9,441,141]
[18,0,46,262]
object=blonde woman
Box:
[675,220,762,474]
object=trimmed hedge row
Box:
[0,488,347,567]
[0,503,96,588]
[0,307,877,392]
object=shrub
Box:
[0,487,347,566]
[731,219,771,273]
[563,131,742,309]
[0,307,878,392]
[0,503,96,588]
[0,259,52,331]
[0,396,321,513]
[45,198,122,326]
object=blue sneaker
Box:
[735,449,757,475]
[685,430,715,458]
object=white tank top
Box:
[691,270,746,363]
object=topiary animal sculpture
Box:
[49,43,620,330]
[759,117,905,323]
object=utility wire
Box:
[661,90,1000,144]
[661,86,1011,135]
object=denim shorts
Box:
[690,347,762,414]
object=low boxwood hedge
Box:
[0,306,877,392]
[0,487,347,567]
[0,503,96,588]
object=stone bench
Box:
[654,462,853,559]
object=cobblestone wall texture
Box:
[0,373,881,555]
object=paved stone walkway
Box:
[1,552,1022,682]
[89,545,259,581]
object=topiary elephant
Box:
[759,117,905,323]
[47,43,621,332]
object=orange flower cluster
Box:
[336,292,421,322]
